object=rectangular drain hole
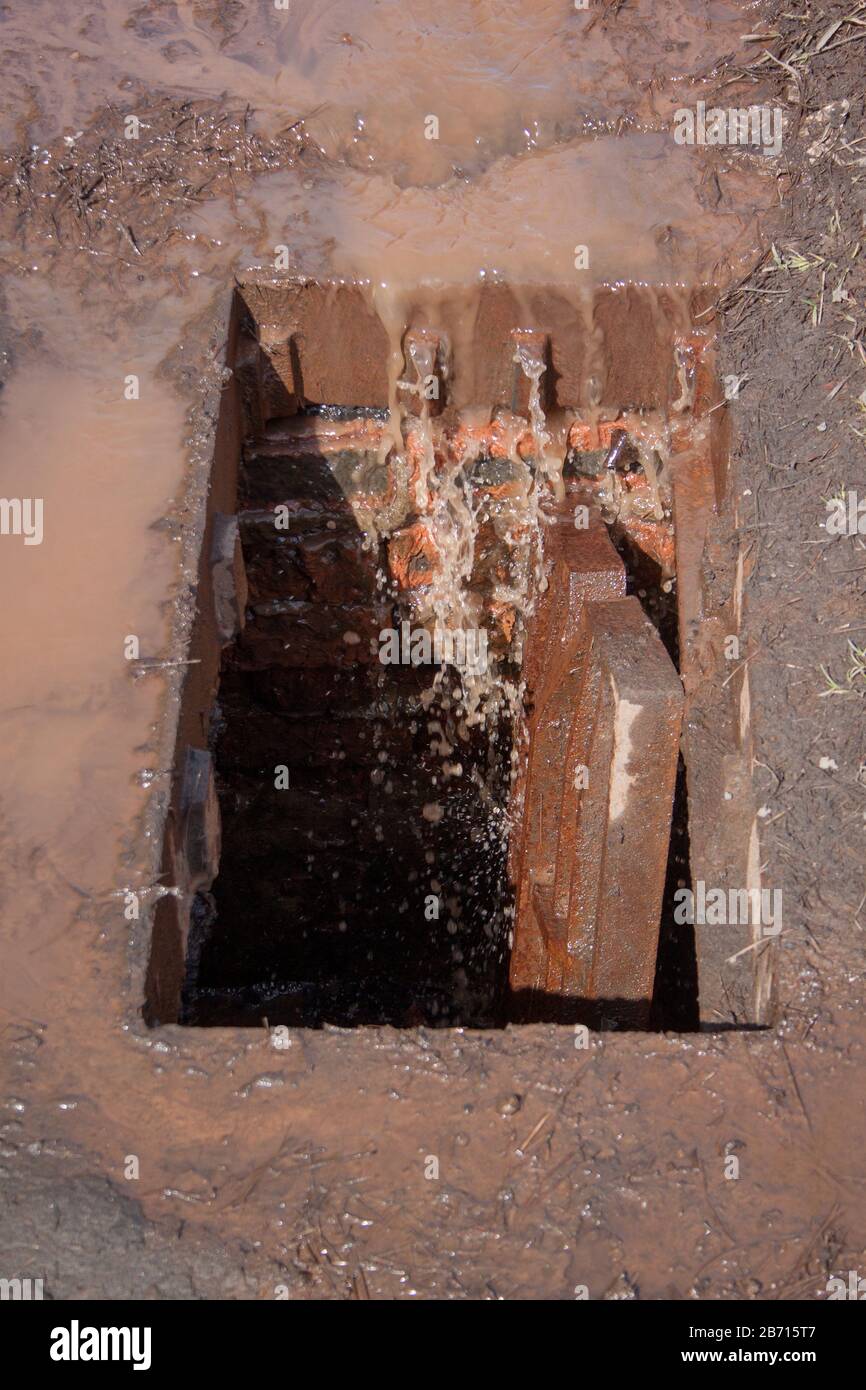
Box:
[144,280,765,1031]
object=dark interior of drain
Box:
[180,410,515,1027]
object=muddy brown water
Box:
[1,0,761,171]
[4,0,864,1302]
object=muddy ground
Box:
[2,1,866,1300]
[722,17,866,1031]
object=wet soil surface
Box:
[719,12,866,1035]
[2,0,866,1299]
[4,1024,865,1300]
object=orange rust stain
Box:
[388,522,440,589]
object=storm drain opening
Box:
[145,278,767,1032]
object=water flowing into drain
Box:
[139,274,753,1030]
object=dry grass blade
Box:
[814,19,843,51]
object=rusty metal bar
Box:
[510,512,683,1024]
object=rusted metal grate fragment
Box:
[510,511,683,1024]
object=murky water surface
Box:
[2,1,761,176]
